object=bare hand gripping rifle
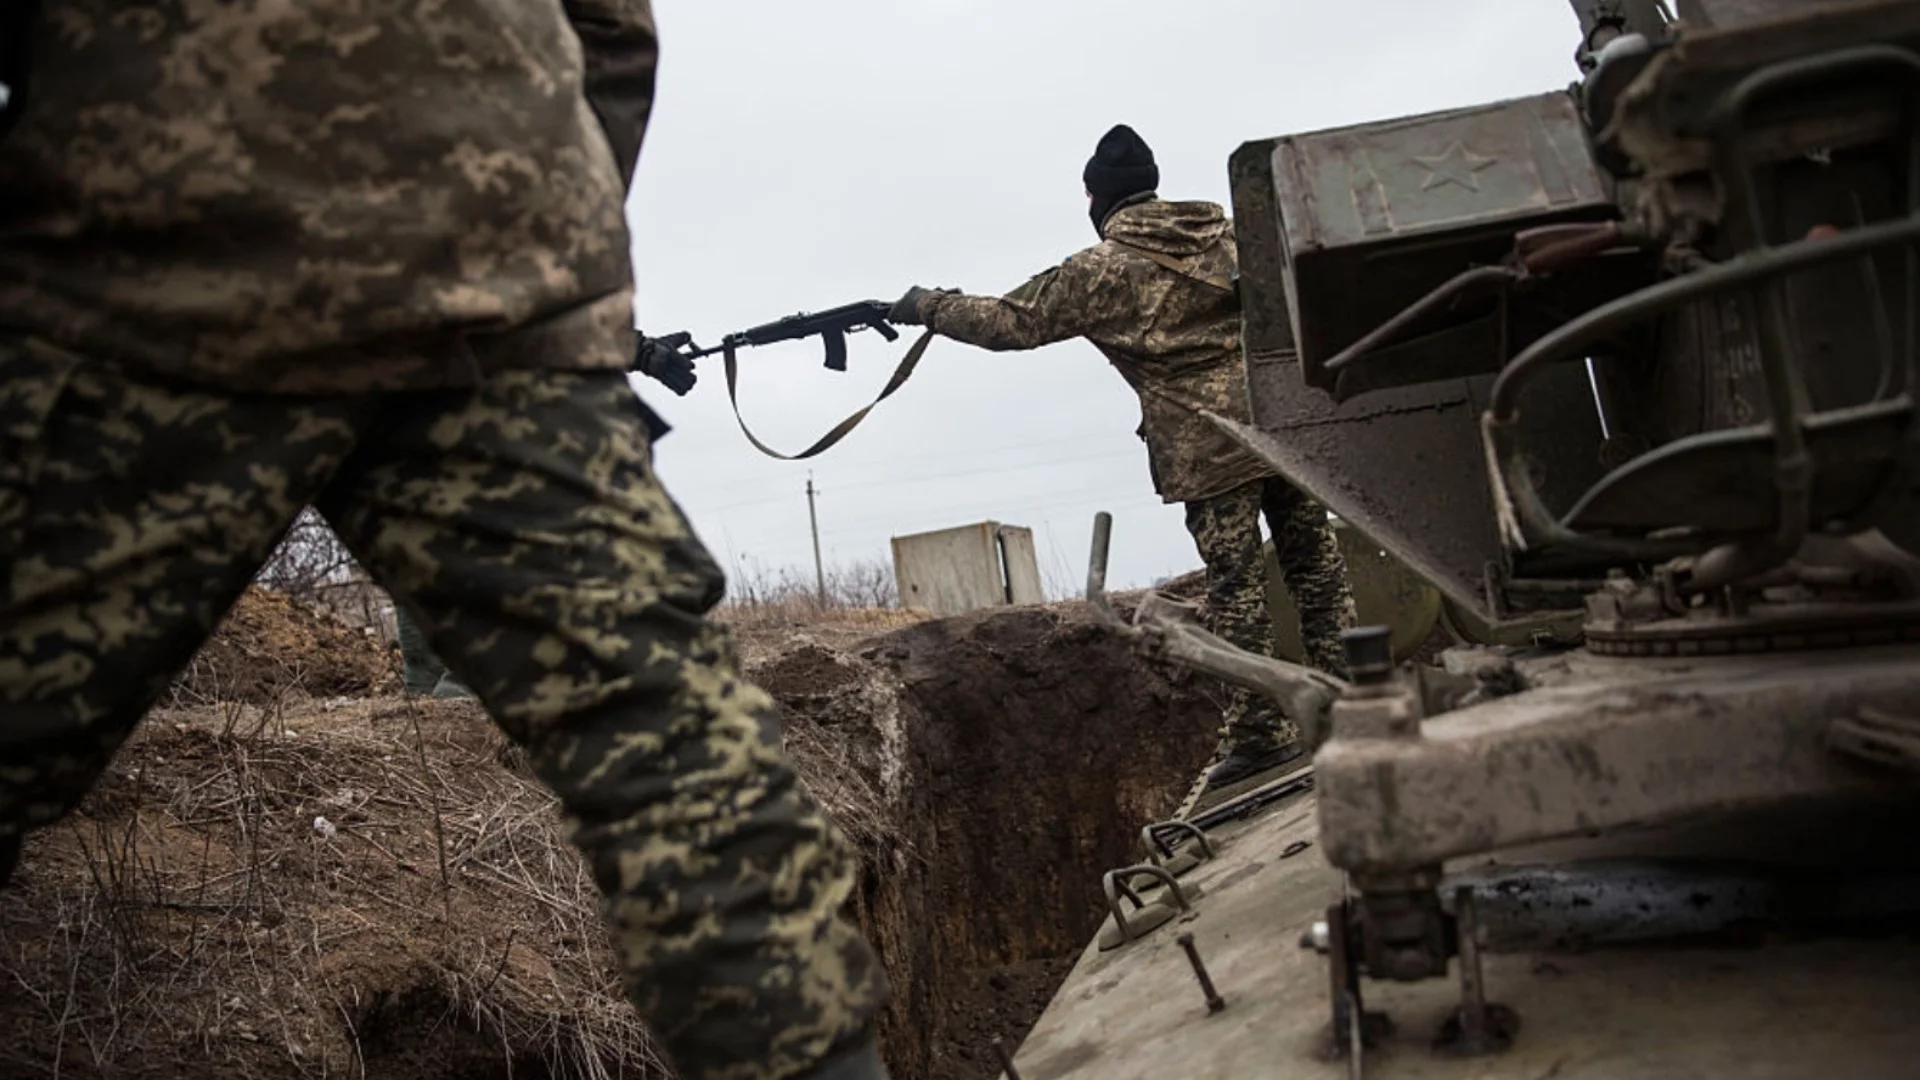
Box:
[639,300,935,461]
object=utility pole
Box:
[806,474,826,604]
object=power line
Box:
[686,426,1140,496]
[692,445,1144,514]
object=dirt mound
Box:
[3,593,1224,1080]
[169,587,400,706]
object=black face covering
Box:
[1093,191,1159,237]
[1083,124,1159,235]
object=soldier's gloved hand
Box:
[889,286,956,327]
[633,333,697,396]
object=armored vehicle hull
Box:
[1008,1,1920,1075]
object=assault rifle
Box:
[662,299,900,372]
[636,298,934,462]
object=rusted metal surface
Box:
[1454,856,1920,951]
[1211,348,1606,624]
[1210,373,1491,622]
[1314,644,1920,875]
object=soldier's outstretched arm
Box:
[323,371,889,1080]
[561,0,660,187]
[901,244,1134,352]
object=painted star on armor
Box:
[1413,141,1497,192]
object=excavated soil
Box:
[167,588,401,706]
[753,599,1223,1078]
[0,588,1223,1079]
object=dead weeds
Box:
[0,695,662,1080]
[1,589,925,1080]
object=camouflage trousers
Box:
[0,337,885,1080]
[1183,477,1355,754]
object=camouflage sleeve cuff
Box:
[919,290,955,331]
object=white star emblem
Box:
[1414,142,1498,192]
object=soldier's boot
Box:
[1180,729,1311,820]
[792,1035,891,1080]
[1204,738,1307,790]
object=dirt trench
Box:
[0,590,1223,1080]
[756,598,1223,1079]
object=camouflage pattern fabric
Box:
[0,338,887,1080]
[0,0,649,394]
[1185,478,1356,753]
[918,199,1275,503]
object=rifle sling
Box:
[1109,240,1236,293]
[722,328,936,460]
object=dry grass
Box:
[0,694,665,1080]
[722,605,928,671]
[0,583,919,1080]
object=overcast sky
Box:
[625,0,1584,598]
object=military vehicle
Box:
[1002,2,1920,1076]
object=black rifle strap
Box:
[722,328,935,460]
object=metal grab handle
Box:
[1324,265,1524,375]
[1102,864,1191,945]
[1143,820,1216,864]
[1487,213,1920,426]
[1084,513,1345,743]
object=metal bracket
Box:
[1142,819,1216,879]
[1324,898,1396,1066]
[1098,864,1195,951]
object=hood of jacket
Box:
[1101,199,1231,257]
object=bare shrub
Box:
[719,556,901,623]
[256,509,395,644]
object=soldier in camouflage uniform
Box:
[0,3,889,1078]
[891,125,1356,793]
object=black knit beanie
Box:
[1084,124,1158,233]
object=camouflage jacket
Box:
[0,0,655,393]
[920,199,1275,504]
